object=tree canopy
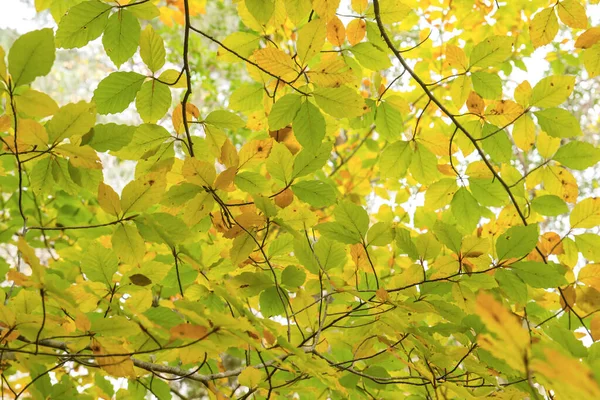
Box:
[2,0,600,398]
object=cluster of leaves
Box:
[2,0,600,398]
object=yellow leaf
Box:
[570,197,600,228]
[530,8,559,48]
[238,139,273,168]
[17,119,48,147]
[297,19,327,65]
[172,103,200,134]
[377,0,412,24]
[450,75,471,108]
[306,56,355,87]
[583,44,600,78]
[98,182,122,216]
[169,323,209,340]
[536,130,559,158]
[327,16,345,46]
[542,165,578,203]
[532,348,600,400]
[214,167,237,191]
[514,80,532,106]
[512,114,535,152]
[182,158,216,187]
[121,173,166,214]
[529,75,575,108]
[238,367,262,388]
[230,231,256,265]
[476,292,529,373]
[591,315,600,341]
[445,44,468,71]
[575,27,600,49]
[312,0,340,21]
[579,263,600,289]
[17,236,44,284]
[253,47,298,81]
[112,223,145,265]
[346,18,366,46]
[557,0,587,29]
[55,143,102,169]
[91,338,136,378]
[351,0,367,14]
[466,91,485,115]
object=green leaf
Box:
[293,100,326,150]
[135,80,171,123]
[335,201,369,238]
[450,187,481,232]
[410,143,439,184]
[425,179,458,211]
[317,222,361,244]
[313,86,366,118]
[126,1,160,20]
[112,223,145,265]
[217,32,261,62]
[102,9,140,68]
[535,108,582,138]
[395,228,419,260]
[47,101,96,143]
[55,0,112,49]
[367,222,394,246]
[281,265,306,288]
[80,242,119,287]
[375,101,403,141]
[481,125,512,164]
[246,0,275,24]
[297,19,326,64]
[496,224,539,260]
[140,25,166,72]
[314,237,346,270]
[14,89,59,118]
[495,269,528,305]
[293,237,320,274]
[259,287,287,317]
[268,94,302,130]
[554,141,600,170]
[469,178,507,207]
[511,261,567,288]
[204,110,245,130]
[292,180,336,207]
[531,195,568,216]
[266,142,294,184]
[380,140,412,179]
[94,71,146,114]
[570,197,600,228]
[121,174,165,214]
[292,141,332,178]
[350,42,392,71]
[432,221,462,254]
[530,75,575,108]
[469,35,513,68]
[8,28,55,87]
[471,71,502,99]
[235,171,269,194]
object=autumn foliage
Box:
[2,0,600,398]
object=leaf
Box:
[140,25,166,72]
[14,89,59,118]
[451,188,481,232]
[534,108,582,138]
[259,287,287,317]
[98,182,121,216]
[530,8,559,48]
[350,42,392,71]
[554,141,600,170]
[583,44,600,78]
[217,32,260,62]
[312,0,341,21]
[135,80,172,123]
[375,101,403,141]
[55,0,112,49]
[317,222,361,244]
[266,142,294,184]
[327,16,345,46]
[93,72,146,114]
[47,101,96,143]
[121,174,166,214]
[575,27,600,49]
[102,9,140,68]
[281,265,306,288]
[292,141,332,178]
[314,237,346,270]
[112,223,145,265]
[380,140,412,179]
[235,171,269,194]
[346,18,366,45]
[297,19,327,65]
[496,224,538,260]
[432,220,462,254]
[469,35,513,68]
[557,0,587,29]
[81,243,119,286]
[471,71,502,99]
[253,47,298,80]
[335,200,369,238]
[293,100,326,150]
[511,261,567,288]
[292,180,336,207]
[204,110,245,130]
[376,0,412,23]
[246,0,274,24]
[268,94,302,130]
[55,143,102,169]
[8,28,55,87]
[531,195,568,216]
[313,86,366,118]
[529,75,575,108]
[570,197,600,228]
[425,179,458,211]
[182,158,216,187]
[238,367,262,388]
